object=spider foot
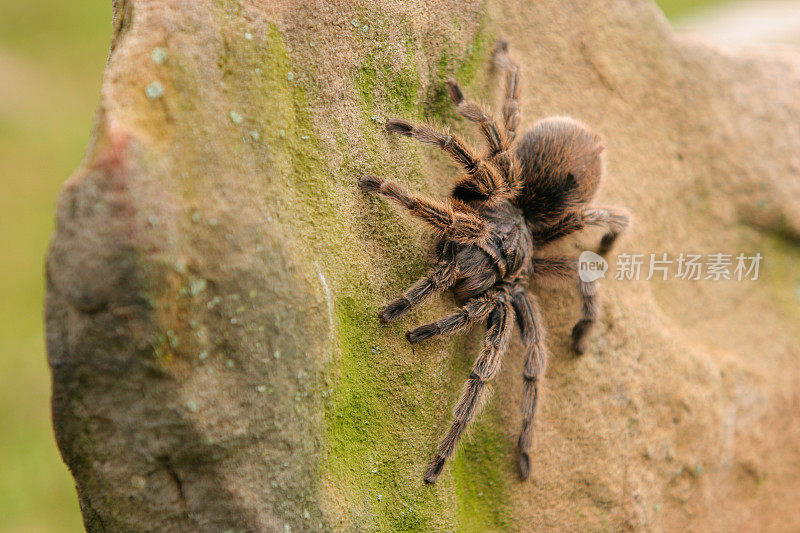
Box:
[406,323,439,344]
[517,451,531,480]
[571,319,592,354]
[597,232,617,256]
[445,78,465,104]
[358,174,383,192]
[495,37,509,55]
[424,456,446,484]
[385,118,414,136]
[379,299,409,323]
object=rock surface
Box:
[46,0,800,531]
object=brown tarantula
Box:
[358,39,630,483]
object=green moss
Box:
[423,22,493,123]
[352,33,425,195]
[759,233,800,338]
[456,28,493,86]
[451,407,514,531]
[326,287,454,531]
[257,26,336,218]
[323,286,510,531]
[357,44,421,119]
[199,20,342,255]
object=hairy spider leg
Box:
[425,294,514,483]
[379,243,459,323]
[359,175,487,245]
[445,79,507,156]
[445,79,520,194]
[405,287,507,343]
[531,256,599,354]
[510,287,549,480]
[581,207,631,256]
[531,206,630,251]
[493,38,521,143]
[385,119,511,201]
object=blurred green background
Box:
[0,0,111,531]
[0,1,739,531]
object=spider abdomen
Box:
[514,116,604,225]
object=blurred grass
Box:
[0,0,731,531]
[656,0,734,18]
[0,0,110,531]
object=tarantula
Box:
[358,39,630,484]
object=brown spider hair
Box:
[359,39,630,483]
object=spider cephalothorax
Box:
[359,39,630,483]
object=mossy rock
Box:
[46,0,800,531]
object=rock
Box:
[45,0,800,531]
